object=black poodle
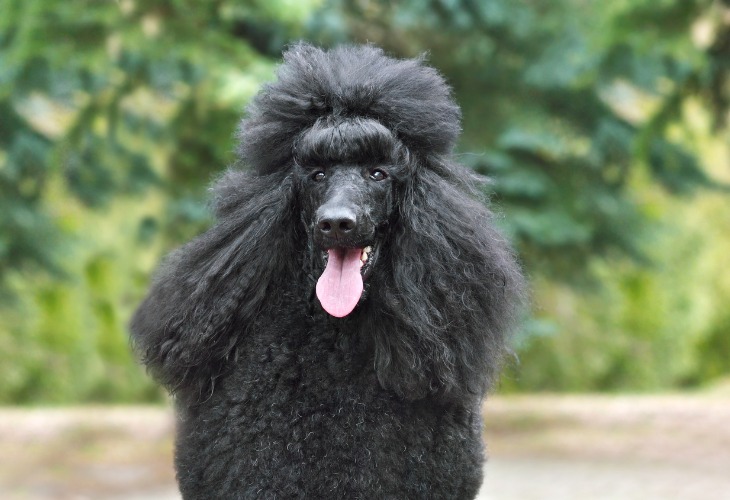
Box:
[131,43,524,499]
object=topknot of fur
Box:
[237,43,462,173]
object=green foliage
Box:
[0,0,320,403]
[316,0,728,279]
[0,0,728,401]
[503,175,730,391]
[312,0,730,392]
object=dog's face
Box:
[293,116,403,318]
[298,161,398,317]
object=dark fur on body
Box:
[131,44,524,499]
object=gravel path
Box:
[1,394,728,499]
[478,394,730,499]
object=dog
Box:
[131,43,523,498]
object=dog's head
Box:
[135,44,523,401]
[237,43,463,318]
[219,43,524,399]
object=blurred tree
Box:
[0,0,321,286]
[0,0,728,400]
[304,0,730,391]
[307,0,729,280]
[0,0,321,402]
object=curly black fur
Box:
[131,43,524,499]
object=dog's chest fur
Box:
[173,302,485,499]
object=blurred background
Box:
[1,0,729,498]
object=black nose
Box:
[317,206,357,239]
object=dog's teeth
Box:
[361,246,372,263]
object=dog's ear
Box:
[130,169,298,400]
[369,159,524,402]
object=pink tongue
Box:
[316,248,364,317]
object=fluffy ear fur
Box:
[365,157,524,402]
[130,170,299,399]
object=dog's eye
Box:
[312,171,326,182]
[370,169,388,181]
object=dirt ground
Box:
[478,394,730,499]
[1,394,728,499]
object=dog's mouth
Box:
[315,244,378,318]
